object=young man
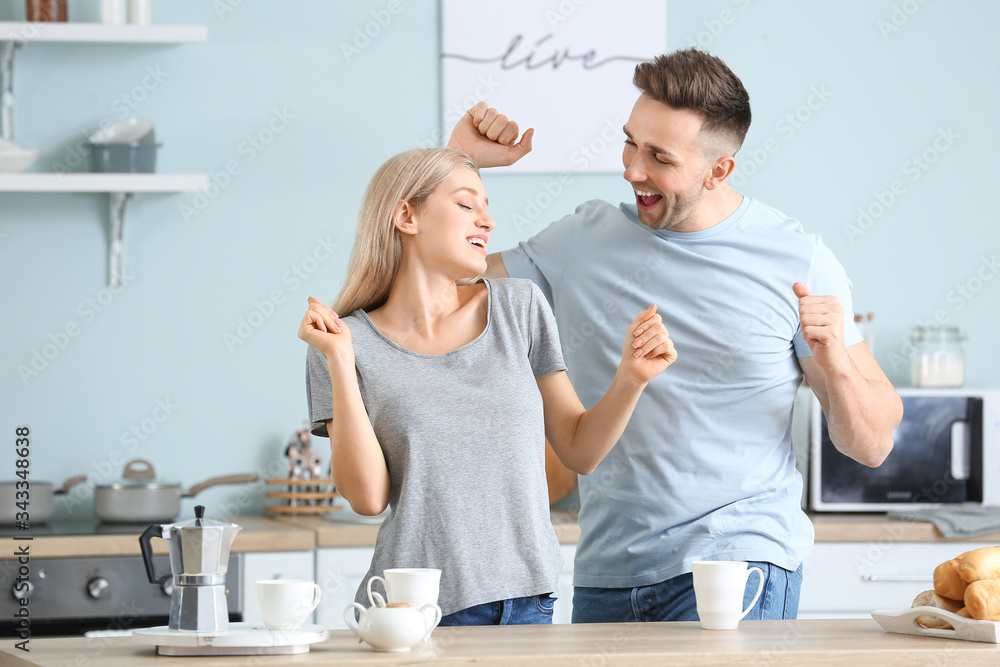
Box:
[448,48,902,623]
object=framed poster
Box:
[441,1,667,173]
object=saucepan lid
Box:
[98,458,180,489]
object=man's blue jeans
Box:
[572,561,802,623]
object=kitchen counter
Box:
[809,512,1000,543]
[276,511,583,546]
[0,516,315,559]
[1,619,997,665]
[3,512,994,560]
[277,511,1000,548]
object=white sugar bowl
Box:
[343,601,442,652]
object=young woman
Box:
[298,147,676,626]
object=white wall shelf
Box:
[0,22,207,44]
[0,173,208,192]
[0,20,208,288]
[1,174,208,289]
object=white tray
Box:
[871,607,1000,644]
[132,622,328,656]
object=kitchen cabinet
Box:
[241,550,316,626]
[314,546,375,629]
[798,541,984,619]
[0,21,209,287]
[554,544,576,624]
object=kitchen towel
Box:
[888,508,1000,538]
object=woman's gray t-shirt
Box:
[305,278,566,615]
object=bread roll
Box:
[912,589,963,629]
[956,546,1000,583]
[957,607,971,618]
[965,579,1000,621]
[933,559,969,600]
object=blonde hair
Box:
[333,147,480,315]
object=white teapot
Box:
[343,600,442,652]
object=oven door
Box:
[0,553,242,637]
[809,391,982,511]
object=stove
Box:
[0,519,243,637]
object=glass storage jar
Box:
[910,326,966,388]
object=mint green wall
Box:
[2,1,997,518]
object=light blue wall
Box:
[2,1,998,519]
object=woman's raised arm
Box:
[299,297,391,515]
[538,305,676,475]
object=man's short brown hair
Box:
[633,48,751,158]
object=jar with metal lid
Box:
[910,326,966,387]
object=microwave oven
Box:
[809,388,1000,512]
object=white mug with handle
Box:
[691,561,765,630]
[255,579,323,632]
[366,568,441,609]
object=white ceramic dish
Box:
[871,607,1000,644]
[88,118,155,144]
[132,622,328,656]
[0,138,39,173]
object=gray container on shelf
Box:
[86,141,162,173]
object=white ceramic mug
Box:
[366,568,441,610]
[691,561,764,630]
[255,579,322,632]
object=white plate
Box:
[871,607,1000,644]
[132,622,328,656]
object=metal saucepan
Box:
[0,476,87,525]
[93,459,259,524]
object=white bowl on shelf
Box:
[0,138,39,173]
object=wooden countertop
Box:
[277,512,1000,548]
[275,513,582,547]
[0,517,315,559]
[3,512,995,559]
[1,619,998,666]
[809,513,1000,543]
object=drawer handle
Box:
[861,574,933,582]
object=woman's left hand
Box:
[619,305,677,384]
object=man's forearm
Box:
[821,361,902,467]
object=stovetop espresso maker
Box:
[140,505,241,633]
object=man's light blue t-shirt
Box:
[502,196,862,588]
